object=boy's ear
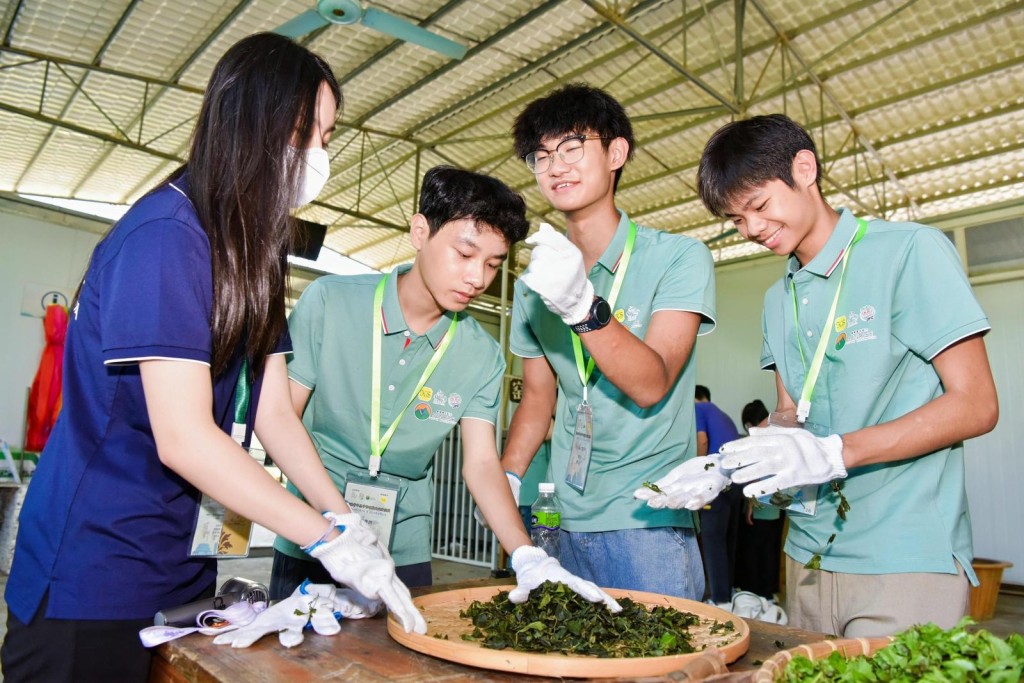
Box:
[409,213,430,250]
[792,149,819,190]
[608,137,629,171]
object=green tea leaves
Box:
[459,582,734,658]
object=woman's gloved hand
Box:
[309,512,426,634]
[509,546,622,613]
[213,581,340,649]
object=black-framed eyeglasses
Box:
[522,135,610,174]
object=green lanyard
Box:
[571,221,637,403]
[369,274,457,477]
[231,358,251,446]
[790,218,867,422]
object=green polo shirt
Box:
[760,208,989,581]
[275,267,504,566]
[510,211,716,532]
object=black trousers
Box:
[735,513,785,598]
[268,549,433,601]
[2,592,154,683]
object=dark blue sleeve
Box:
[694,401,709,434]
[99,218,213,365]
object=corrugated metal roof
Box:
[0,0,1020,273]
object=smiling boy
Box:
[641,114,999,636]
[500,84,716,598]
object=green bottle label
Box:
[533,511,560,531]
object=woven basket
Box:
[752,636,894,682]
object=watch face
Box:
[594,298,612,324]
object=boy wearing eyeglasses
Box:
[499,83,716,598]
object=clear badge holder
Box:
[565,401,593,493]
[345,472,403,551]
[755,411,830,516]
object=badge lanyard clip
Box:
[791,218,867,422]
[369,274,457,477]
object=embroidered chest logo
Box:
[834,303,877,349]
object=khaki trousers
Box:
[785,556,969,637]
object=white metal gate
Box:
[431,426,499,568]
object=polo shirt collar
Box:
[379,264,457,348]
[594,210,634,274]
[787,207,859,279]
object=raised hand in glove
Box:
[309,512,427,634]
[633,455,732,510]
[474,471,522,529]
[520,223,594,325]
[719,426,846,498]
[213,581,340,649]
[509,546,622,613]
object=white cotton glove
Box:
[213,582,340,649]
[520,223,595,325]
[474,471,522,529]
[633,455,733,510]
[333,588,383,619]
[309,512,427,634]
[509,546,622,613]
[719,426,846,499]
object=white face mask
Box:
[290,146,330,208]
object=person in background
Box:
[1,33,423,683]
[734,399,784,600]
[503,83,716,598]
[645,113,998,637]
[272,166,619,614]
[693,385,744,607]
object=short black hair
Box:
[418,165,529,246]
[695,385,711,401]
[697,114,822,218]
[741,399,770,430]
[512,83,635,191]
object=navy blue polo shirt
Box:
[6,177,283,621]
[694,401,740,454]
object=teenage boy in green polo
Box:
[501,84,716,599]
[270,166,620,614]
[639,114,998,636]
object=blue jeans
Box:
[558,527,705,600]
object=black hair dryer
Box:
[153,577,269,627]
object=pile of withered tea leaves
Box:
[459,581,733,658]
[780,618,1024,682]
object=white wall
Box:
[701,256,1024,585]
[0,200,104,449]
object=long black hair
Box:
[181,32,340,375]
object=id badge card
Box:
[565,401,593,493]
[345,472,402,551]
[190,494,253,557]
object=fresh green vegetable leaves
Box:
[459,581,734,658]
[780,618,1024,682]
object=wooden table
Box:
[151,581,830,683]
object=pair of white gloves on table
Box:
[634,426,847,510]
[217,510,425,649]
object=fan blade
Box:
[361,7,467,60]
[273,9,331,39]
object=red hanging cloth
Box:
[25,303,69,452]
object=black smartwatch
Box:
[570,296,613,334]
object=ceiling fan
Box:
[273,0,468,60]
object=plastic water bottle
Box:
[530,483,561,559]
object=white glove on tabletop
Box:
[520,223,594,325]
[309,512,427,634]
[333,588,383,619]
[509,546,622,613]
[213,582,340,649]
[633,455,732,511]
[474,471,522,529]
[719,426,846,499]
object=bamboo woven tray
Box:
[752,636,894,682]
[387,585,750,678]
